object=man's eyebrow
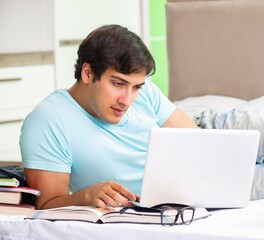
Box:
[111,75,145,87]
[111,75,129,83]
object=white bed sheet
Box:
[1,199,264,240]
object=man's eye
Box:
[113,82,124,87]
[135,85,142,90]
[133,84,143,90]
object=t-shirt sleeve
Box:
[142,80,176,126]
[20,102,72,173]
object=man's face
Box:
[84,66,146,124]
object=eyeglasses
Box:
[120,203,195,226]
[157,204,195,226]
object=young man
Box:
[20,25,197,210]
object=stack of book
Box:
[0,177,40,215]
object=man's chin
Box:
[102,116,122,125]
[109,120,121,124]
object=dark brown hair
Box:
[74,24,155,81]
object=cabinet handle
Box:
[0,118,23,124]
[0,77,22,82]
[60,39,82,46]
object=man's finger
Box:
[105,183,136,206]
[100,194,119,207]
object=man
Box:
[20,25,197,210]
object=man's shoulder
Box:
[34,89,71,113]
[41,89,69,106]
[24,89,73,124]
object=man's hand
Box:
[24,168,139,209]
[84,180,138,208]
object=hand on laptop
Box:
[85,180,138,208]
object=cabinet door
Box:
[0,64,54,162]
[0,0,54,53]
[55,45,78,89]
[54,0,143,89]
[0,121,22,162]
[0,65,54,122]
[55,0,142,41]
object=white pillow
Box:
[239,96,264,113]
[174,95,247,118]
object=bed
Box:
[166,0,264,200]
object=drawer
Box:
[0,121,22,162]
[0,65,54,122]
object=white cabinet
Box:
[0,0,54,54]
[0,0,55,162]
[0,65,55,161]
[54,0,143,89]
[0,0,147,163]
[55,46,77,90]
[54,0,142,41]
[0,65,55,122]
[0,121,22,161]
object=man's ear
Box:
[81,62,93,84]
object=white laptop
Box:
[138,128,260,208]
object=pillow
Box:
[239,96,264,113]
[174,95,247,118]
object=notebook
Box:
[138,128,260,208]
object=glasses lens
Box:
[161,209,178,225]
[181,208,195,224]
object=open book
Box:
[25,205,211,225]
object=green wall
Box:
[149,0,168,96]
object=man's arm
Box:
[162,108,198,128]
[25,169,137,209]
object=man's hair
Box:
[74,24,155,81]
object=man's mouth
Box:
[111,107,126,117]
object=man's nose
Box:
[117,89,134,106]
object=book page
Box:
[26,206,120,223]
[26,206,211,224]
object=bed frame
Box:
[166,0,264,102]
[166,0,264,200]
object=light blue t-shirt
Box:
[20,80,176,195]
